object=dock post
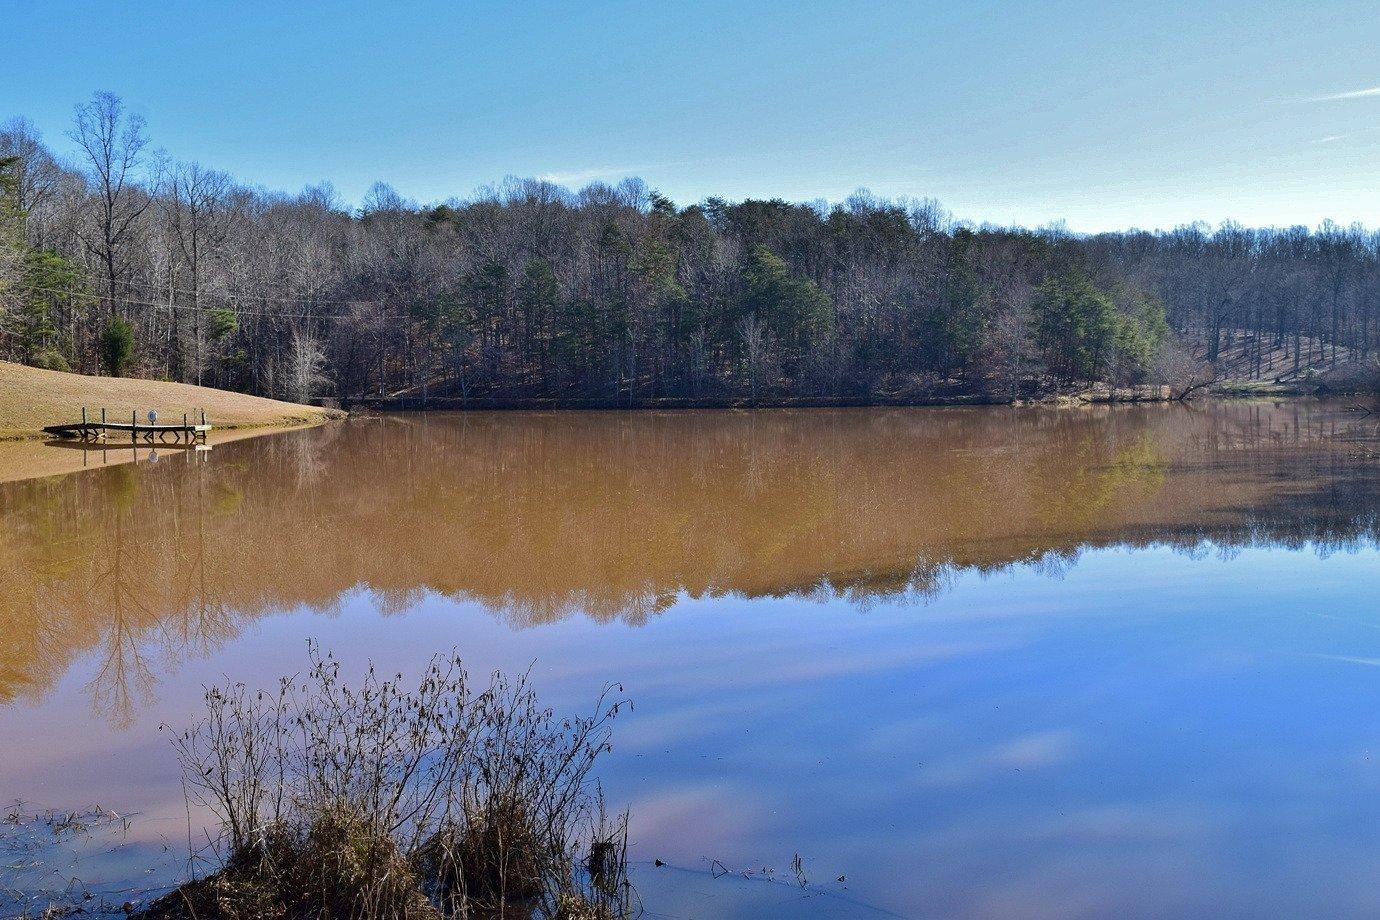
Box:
[81,407,87,441]
[132,409,137,442]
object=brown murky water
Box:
[4,402,1380,918]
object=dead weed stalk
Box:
[150,642,631,919]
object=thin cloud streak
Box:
[1309,86,1380,102]
[536,159,709,187]
[1310,125,1380,144]
[536,166,644,185]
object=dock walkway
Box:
[43,409,212,443]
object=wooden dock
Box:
[43,408,212,444]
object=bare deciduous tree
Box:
[286,328,328,403]
[0,117,62,236]
[164,161,236,383]
[1156,338,1216,400]
[68,91,151,321]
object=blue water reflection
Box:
[5,403,1380,917]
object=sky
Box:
[5,0,1380,231]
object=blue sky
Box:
[5,0,1380,230]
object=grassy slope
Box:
[0,361,344,439]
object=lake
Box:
[4,401,1380,918]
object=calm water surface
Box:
[5,402,1380,918]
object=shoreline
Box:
[2,386,1367,487]
[0,418,340,485]
[0,414,342,443]
[345,382,1349,413]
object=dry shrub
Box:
[292,809,436,919]
[146,643,631,919]
[143,809,438,920]
[432,804,546,915]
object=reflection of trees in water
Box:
[159,460,235,662]
[0,458,247,722]
[87,513,156,725]
[755,508,1380,611]
[2,400,1380,717]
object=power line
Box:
[107,275,380,308]
[27,284,362,321]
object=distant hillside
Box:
[0,361,344,439]
[1200,329,1362,381]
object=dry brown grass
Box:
[0,360,344,439]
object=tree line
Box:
[2,92,1376,405]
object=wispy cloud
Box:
[536,158,706,187]
[1308,86,1380,102]
[1309,125,1380,144]
[535,165,643,185]
[1309,653,1380,667]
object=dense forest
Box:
[2,92,1378,406]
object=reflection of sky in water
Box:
[8,541,1380,917]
